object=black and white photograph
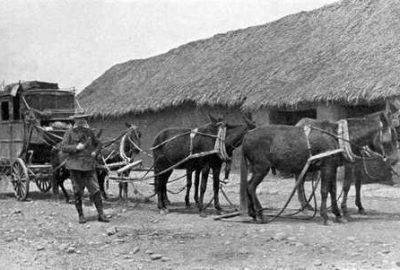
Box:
[2,0,400,269]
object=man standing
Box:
[61,113,109,224]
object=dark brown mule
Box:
[152,114,255,215]
[296,111,399,217]
[240,115,395,225]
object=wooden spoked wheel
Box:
[35,176,52,193]
[11,158,30,200]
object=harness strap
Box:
[338,120,358,162]
[303,125,312,156]
[215,124,229,161]
[189,128,198,156]
[119,133,130,162]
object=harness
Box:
[337,119,359,162]
[188,123,230,161]
[305,120,388,162]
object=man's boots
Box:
[93,192,110,222]
[74,194,86,224]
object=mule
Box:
[96,123,142,200]
[295,112,399,217]
[240,115,395,225]
[51,124,141,202]
[153,114,255,215]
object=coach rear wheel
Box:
[11,158,30,200]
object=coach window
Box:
[1,101,10,121]
[13,95,20,120]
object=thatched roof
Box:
[79,0,400,117]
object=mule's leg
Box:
[247,168,269,222]
[341,164,354,217]
[160,170,173,212]
[118,182,124,200]
[118,182,128,201]
[296,172,314,211]
[154,164,172,213]
[354,167,366,215]
[51,172,59,197]
[198,168,209,216]
[212,166,222,213]
[185,169,193,208]
[163,182,171,206]
[194,169,201,206]
[320,166,341,225]
[59,178,70,203]
[97,170,108,200]
[123,182,128,201]
[328,167,345,223]
[123,171,129,201]
[320,168,330,225]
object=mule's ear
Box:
[208,113,218,124]
[96,129,103,138]
[379,112,391,128]
[242,112,255,128]
[243,111,253,121]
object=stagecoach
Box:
[0,81,78,200]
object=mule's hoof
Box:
[301,205,314,211]
[78,215,86,224]
[342,211,350,217]
[256,217,264,224]
[51,195,61,201]
[335,216,347,224]
[199,212,207,218]
[160,209,169,215]
[343,213,352,221]
[358,209,367,215]
[323,219,333,226]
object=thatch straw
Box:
[79,0,400,117]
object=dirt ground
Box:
[2,170,400,270]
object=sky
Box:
[0,0,338,92]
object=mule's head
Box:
[355,112,399,165]
[384,99,400,141]
[122,123,142,161]
[221,113,256,155]
[375,112,399,165]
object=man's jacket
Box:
[61,126,101,171]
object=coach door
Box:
[0,95,24,161]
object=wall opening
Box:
[345,104,384,118]
[269,109,317,125]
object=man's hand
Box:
[76,143,85,150]
[90,151,97,158]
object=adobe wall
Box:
[316,104,347,121]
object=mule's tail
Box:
[240,148,249,214]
